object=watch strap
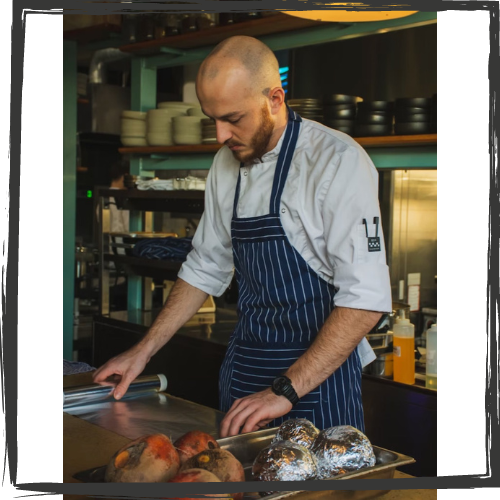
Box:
[272,375,300,406]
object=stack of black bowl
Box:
[323,94,361,135]
[394,98,433,135]
[354,101,394,137]
[287,98,324,123]
[430,94,437,133]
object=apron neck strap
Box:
[269,104,301,214]
[233,104,302,218]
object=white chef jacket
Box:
[178,118,392,366]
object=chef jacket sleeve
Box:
[177,150,236,297]
[322,144,392,313]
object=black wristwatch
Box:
[271,375,300,406]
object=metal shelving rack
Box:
[96,188,205,315]
[64,11,438,354]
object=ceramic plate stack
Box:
[173,116,203,145]
[323,94,362,135]
[430,94,437,133]
[121,111,148,147]
[354,101,394,137]
[394,97,432,135]
[146,109,175,146]
[287,98,324,123]
[201,118,217,144]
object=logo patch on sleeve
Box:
[368,237,381,252]
[363,217,381,252]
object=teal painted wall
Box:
[63,41,77,360]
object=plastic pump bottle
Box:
[393,314,415,385]
[425,324,437,390]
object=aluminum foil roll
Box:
[252,440,318,492]
[311,425,376,479]
[272,418,320,449]
[63,374,168,409]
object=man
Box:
[93,36,392,438]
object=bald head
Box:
[198,36,281,99]
[195,36,288,162]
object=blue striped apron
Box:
[219,107,365,431]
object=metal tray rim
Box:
[217,427,415,484]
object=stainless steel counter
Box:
[63,373,436,500]
[65,391,224,441]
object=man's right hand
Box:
[92,346,150,400]
[91,280,209,400]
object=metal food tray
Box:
[74,427,414,499]
[219,428,415,493]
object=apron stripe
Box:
[220,105,365,431]
[270,240,294,341]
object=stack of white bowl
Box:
[146,109,176,146]
[122,103,210,147]
[121,111,147,147]
[201,118,217,144]
[155,102,209,145]
[173,116,204,145]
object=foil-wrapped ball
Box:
[272,418,320,450]
[252,440,318,485]
[311,425,376,479]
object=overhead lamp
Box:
[282,6,418,23]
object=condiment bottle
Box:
[425,324,437,390]
[393,316,415,385]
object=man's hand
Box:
[218,307,381,438]
[220,389,292,438]
[92,346,150,400]
[92,279,209,400]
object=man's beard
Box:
[229,104,275,163]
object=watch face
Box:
[273,376,287,393]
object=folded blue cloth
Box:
[63,359,95,375]
[132,236,193,261]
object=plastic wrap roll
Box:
[63,374,167,409]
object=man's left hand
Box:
[220,388,293,438]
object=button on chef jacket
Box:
[178,117,392,367]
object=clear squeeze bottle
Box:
[425,324,437,390]
[393,316,415,385]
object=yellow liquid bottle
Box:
[393,318,415,385]
[425,324,437,390]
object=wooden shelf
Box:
[119,135,436,156]
[119,13,324,55]
[64,23,122,44]
[356,134,437,148]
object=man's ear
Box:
[268,87,285,115]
